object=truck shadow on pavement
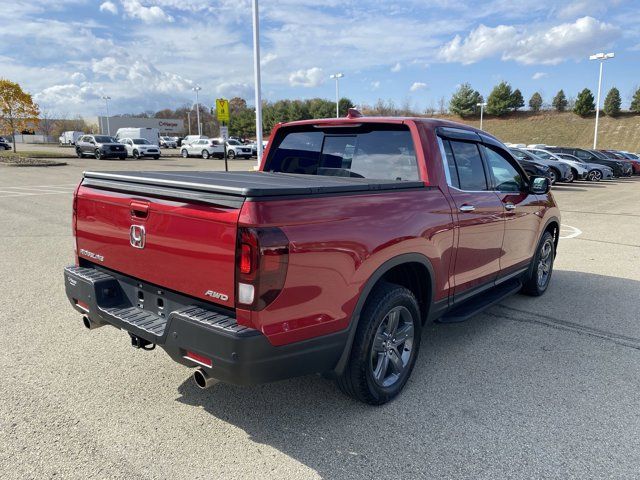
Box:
[174,270,640,479]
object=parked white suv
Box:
[119,138,161,159]
[226,139,253,159]
[181,138,224,159]
[160,136,177,148]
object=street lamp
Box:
[477,102,487,131]
[187,110,191,135]
[252,0,264,166]
[102,96,111,136]
[589,52,614,149]
[192,85,202,136]
[330,73,344,118]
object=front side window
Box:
[448,140,488,191]
[265,126,419,181]
[481,145,525,192]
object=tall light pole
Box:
[187,110,191,135]
[330,73,344,118]
[102,96,111,135]
[589,52,614,149]
[192,85,202,136]
[477,102,487,131]
[252,0,264,167]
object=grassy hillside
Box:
[436,111,640,152]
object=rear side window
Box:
[448,141,488,191]
[265,126,419,181]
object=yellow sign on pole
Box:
[216,98,230,123]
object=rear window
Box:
[264,125,419,181]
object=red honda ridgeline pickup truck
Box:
[64,112,559,404]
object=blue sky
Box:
[2,0,639,117]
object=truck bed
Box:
[82,171,424,205]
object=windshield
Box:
[531,150,553,160]
[133,139,150,145]
[94,136,113,143]
[227,140,241,145]
[588,150,607,160]
[265,125,419,181]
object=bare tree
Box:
[438,96,447,115]
[39,109,55,140]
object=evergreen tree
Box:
[448,83,482,117]
[630,87,640,113]
[573,88,595,117]
[528,92,543,112]
[510,88,524,111]
[486,81,513,116]
[603,87,621,116]
[552,89,568,112]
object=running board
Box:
[437,279,522,323]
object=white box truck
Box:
[115,128,160,146]
[59,131,84,146]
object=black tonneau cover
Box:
[82,171,424,205]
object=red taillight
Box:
[75,300,89,312]
[240,243,252,274]
[236,227,289,310]
[184,351,212,368]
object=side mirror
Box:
[529,176,550,194]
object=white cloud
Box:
[532,72,547,80]
[371,81,380,90]
[439,16,619,65]
[438,24,517,64]
[99,1,118,14]
[216,82,253,99]
[556,0,606,20]
[70,72,86,82]
[410,82,427,92]
[391,62,402,72]
[122,0,174,23]
[504,16,619,65]
[289,67,324,87]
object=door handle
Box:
[504,203,516,211]
[459,205,475,212]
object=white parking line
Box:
[560,224,582,239]
[0,184,76,198]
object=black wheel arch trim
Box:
[333,252,437,375]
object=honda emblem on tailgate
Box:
[129,225,146,249]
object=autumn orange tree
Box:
[0,79,40,152]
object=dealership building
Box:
[97,117,184,136]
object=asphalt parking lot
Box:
[1,158,639,479]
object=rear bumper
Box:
[64,265,346,385]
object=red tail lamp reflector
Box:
[184,351,212,368]
[239,243,253,274]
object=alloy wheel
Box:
[537,239,554,289]
[370,306,415,388]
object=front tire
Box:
[548,169,558,185]
[76,148,83,158]
[181,149,189,158]
[587,170,602,182]
[133,150,140,159]
[201,150,210,159]
[94,149,102,160]
[336,282,422,405]
[521,231,555,296]
[227,150,236,160]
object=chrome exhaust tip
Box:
[82,315,105,330]
[193,368,216,389]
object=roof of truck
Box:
[279,114,500,142]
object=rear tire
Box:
[521,231,555,296]
[153,155,160,160]
[548,169,558,185]
[94,149,102,160]
[336,282,422,405]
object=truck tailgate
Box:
[75,185,240,308]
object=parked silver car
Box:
[554,153,613,181]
